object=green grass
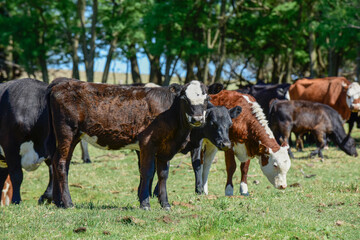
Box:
[1,131,360,239]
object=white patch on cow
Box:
[258,146,291,189]
[1,182,11,206]
[81,134,109,150]
[202,139,218,195]
[185,80,207,105]
[225,184,233,196]
[19,141,45,171]
[185,113,192,123]
[285,90,290,100]
[240,182,248,195]
[144,83,160,88]
[233,143,249,162]
[346,82,360,109]
[242,95,274,138]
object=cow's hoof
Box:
[240,192,250,196]
[38,195,52,205]
[161,203,171,211]
[83,158,91,164]
[140,205,151,211]
[320,158,324,162]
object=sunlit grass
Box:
[1,129,360,239]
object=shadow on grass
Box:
[74,202,136,211]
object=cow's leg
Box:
[138,149,155,210]
[80,140,91,163]
[52,139,77,208]
[156,160,170,210]
[38,159,53,204]
[310,131,326,161]
[224,149,236,196]
[191,144,204,194]
[296,133,304,152]
[240,159,251,196]
[202,143,218,195]
[4,145,23,204]
[137,151,156,198]
[0,167,8,195]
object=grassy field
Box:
[1,130,360,239]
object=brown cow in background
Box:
[289,77,360,121]
[1,176,12,206]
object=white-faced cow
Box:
[289,77,360,121]
[49,79,211,210]
[192,90,291,196]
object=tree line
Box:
[0,0,359,86]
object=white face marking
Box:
[258,146,291,189]
[233,143,249,162]
[81,134,109,150]
[346,82,360,109]
[242,95,274,138]
[185,80,207,105]
[19,141,45,171]
[240,182,248,195]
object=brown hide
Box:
[50,81,173,150]
[210,90,280,157]
[289,77,350,120]
[1,176,12,206]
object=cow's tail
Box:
[45,78,78,162]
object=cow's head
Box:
[259,142,291,189]
[346,82,360,111]
[339,136,358,157]
[176,80,209,127]
[203,106,242,151]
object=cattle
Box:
[269,100,358,160]
[150,104,243,196]
[237,83,291,118]
[289,77,360,121]
[49,79,211,210]
[0,78,92,206]
[347,112,360,136]
[191,90,291,196]
[1,153,12,206]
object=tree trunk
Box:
[147,54,162,84]
[163,56,174,86]
[213,0,227,83]
[130,53,142,84]
[78,0,97,82]
[271,55,279,83]
[71,35,80,80]
[38,54,49,83]
[309,31,318,78]
[356,46,360,81]
[185,57,196,83]
[101,36,118,83]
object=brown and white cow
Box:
[289,77,360,121]
[193,90,291,196]
[1,175,12,206]
[49,79,210,210]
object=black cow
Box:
[0,78,91,205]
[347,112,360,136]
[150,104,243,196]
[49,79,222,209]
[238,83,290,118]
[269,99,358,160]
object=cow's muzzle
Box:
[217,141,231,151]
[187,114,205,127]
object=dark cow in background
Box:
[237,83,290,118]
[192,90,291,196]
[0,78,91,206]
[269,100,358,160]
[49,79,211,210]
[289,77,360,121]
[347,112,360,136]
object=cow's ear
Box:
[169,83,183,96]
[229,106,242,119]
[208,83,224,94]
